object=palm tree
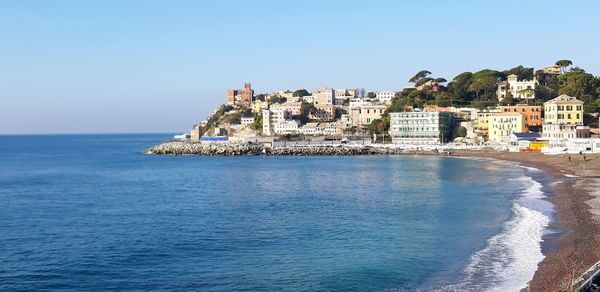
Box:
[517,88,536,104]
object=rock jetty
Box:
[145,141,264,156]
[145,141,441,156]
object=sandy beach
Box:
[453,151,600,290]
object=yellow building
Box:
[488,112,528,143]
[475,109,501,130]
[252,100,269,113]
[543,94,583,125]
[542,95,584,140]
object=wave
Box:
[518,164,543,173]
[439,172,551,291]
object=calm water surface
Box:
[0,135,553,291]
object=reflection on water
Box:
[0,135,533,291]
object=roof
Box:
[491,112,527,117]
[544,94,584,105]
[511,132,540,139]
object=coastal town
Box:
[159,60,600,156]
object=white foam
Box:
[441,173,551,291]
[518,164,542,173]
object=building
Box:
[273,120,300,135]
[227,83,254,107]
[252,100,269,113]
[309,104,336,121]
[497,74,537,101]
[376,91,397,104]
[278,90,294,99]
[499,105,542,128]
[542,124,590,140]
[189,123,201,141]
[357,104,386,126]
[538,64,562,75]
[389,111,454,144]
[270,102,303,116]
[262,109,292,136]
[241,117,255,125]
[343,103,386,128]
[302,95,314,103]
[542,95,585,140]
[508,132,540,151]
[565,138,600,154]
[415,80,441,92]
[488,112,528,143]
[475,108,501,131]
[298,122,342,136]
[313,87,335,105]
[543,94,583,125]
[334,88,358,105]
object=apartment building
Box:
[389,111,454,144]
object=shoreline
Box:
[146,141,600,289]
[452,150,600,290]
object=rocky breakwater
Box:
[144,141,264,156]
[145,141,441,156]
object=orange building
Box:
[227,83,254,107]
[499,105,542,128]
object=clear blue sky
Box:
[1,0,599,134]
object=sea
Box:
[0,134,557,291]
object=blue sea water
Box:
[0,134,555,291]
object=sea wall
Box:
[144,141,441,156]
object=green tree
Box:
[558,68,600,112]
[516,88,536,104]
[368,118,387,135]
[293,89,310,97]
[409,70,432,83]
[503,65,534,81]
[253,114,263,132]
[447,72,475,104]
[468,69,502,101]
[453,126,467,138]
[367,91,377,98]
[555,59,573,74]
[242,108,253,117]
[387,97,415,113]
[433,92,452,107]
[269,95,287,104]
[415,77,434,87]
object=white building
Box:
[376,91,397,104]
[497,74,538,101]
[262,109,292,136]
[273,120,300,135]
[241,117,255,125]
[302,95,314,103]
[565,138,600,154]
[389,111,454,144]
[298,122,342,136]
